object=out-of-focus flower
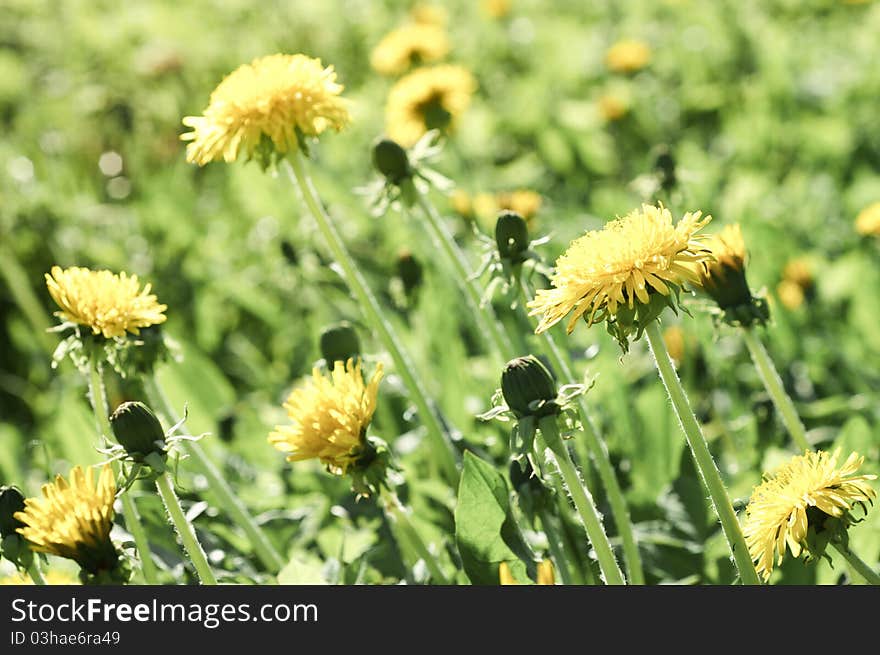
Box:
[605,39,651,73]
[385,65,476,146]
[855,202,880,236]
[370,23,450,76]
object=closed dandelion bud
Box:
[495,210,529,262]
[319,321,361,365]
[371,137,413,185]
[110,401,167,463]
[397,249,424,296]
[0,486,26,538]
[653,145,676,193]
[501,355,559,419]
[693,224,769,327]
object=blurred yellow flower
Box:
[45,266,167,339]
[181,54,350,166]
[385,65,477,146]
[776,280,805,310]
[450,189,473,217]
[782,257,814,290]
[743,449,876,582]
[597,94,629,122]
[528,204,711,334]
[15,465,118,575]
[605,39,652,73]
[410,3,448,26]
[269,359,383,475]
[663,325,686,365]
[482,0,512,18]
[499,560,555,585]
[855,202,880,236]
[498,190,542,221]
[371,24,450,76]
[0,570,80,585]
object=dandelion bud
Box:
[319,321,361,366]
[495,210,529,262]
[110,401,167,462]
[397,249,424,296]
[0,486,26,538]
[653,145,676,193]
[371,137,413,185]
[501,355,559,419]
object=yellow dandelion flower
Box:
[181,54,351,166]
[14,465,119,575]
[597,94,629,122]
[450,189,473,217]
[482,0,512,18]
[855,202,880,236]
[473,192,499,222]
[0,570,80,585]
[370,24,450,76]
[410,4,449,26]
[777,279,805,310]
[499,560,555,585]
[605,39,652,74]
[45,266,167,339]
[269,358,383,475]
[663,325,686,365]
[782,257,814,290]
[385,65,477,147]
[498,190,542,222]
[528,203,711,336]
[743,449,876,582]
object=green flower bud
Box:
[320,321,361,365]
[495,211,529,262]
[372,137,412,185]
[110,401,167,461]
[0,485,26,538]
[501,355,560,418]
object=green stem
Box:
[143,374,285,573]
[380,488,450,585]
[411,189,515,363]
[538,416,625,585]
[284,154,459,483]
[520,279,644,584]
[535,506,576,585]
[27,560,47,585]
[645,322,762,585]
[832,542,880,585]
[741,328,810,452]
[155,472,217,585]
[88,362,160,585]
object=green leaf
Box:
[454,451,535,585]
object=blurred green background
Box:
[1,0,879,584]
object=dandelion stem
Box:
[87,361,160,585]
[284,153,459,483]
[410,188,515,363]
[741,328,810,452]
[380,488,450,585]
[520,279,645,584]
[27,560,47,585]
[143,374,285,573]
[536,506,577,585]
[832,543,880,585]
[645,321,762,585]
[538,416,626,585]
[155,471,217,585]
